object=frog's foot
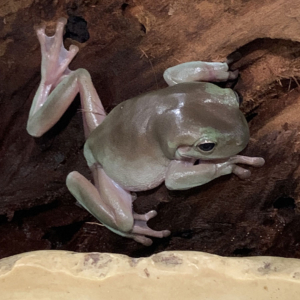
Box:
[133,211,170,241]
[36,18,79,86]
[115,211,170,246]
[124,212,170,246]
[108,222,170,246]
[133,210,157,221]
[227,155,265,179]
[163,61,240,86]
[132,220,170,243]
[223,52,242,87]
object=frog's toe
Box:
[233,165,251,179]
[57,17,67,26]
[69,44,79,54]
[159,229,171,237]
[252,157,265,167]
[132,235,153,246]
[226,52,242,65]
[55,17,67,36]
[133,210,157,221]
[131,192,137,201]
[228,69,239,80]
[35,23,46,35]
[35,23,47,47]
[132,220,170,238]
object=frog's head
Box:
[157,84,250,161]
[174,119,250,161]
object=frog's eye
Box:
[198,143,216,152]
[234,91,243,105]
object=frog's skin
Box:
[27,18,265,246]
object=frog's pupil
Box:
[199,143,215,151]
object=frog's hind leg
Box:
[66,165,170,246]
[163,61,239,86]
[29,18,170,246]
[27,18,105,138]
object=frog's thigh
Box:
[27,68,105,138]
[163,61,237,86]
[66,168,134,233]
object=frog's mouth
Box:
[176,153,231,164]
[193,158,232,165]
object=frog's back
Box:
[84,82,239,190]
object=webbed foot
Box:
[36,18,79,85]
[215,155,265,180]
[131,210,171,246]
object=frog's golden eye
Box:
[198,143,215,152]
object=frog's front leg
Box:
[163,61,238,86]
[66,165,170,246]
[165,155,265,190]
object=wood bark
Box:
[1,0,300,258]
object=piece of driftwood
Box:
[1,0,300,258]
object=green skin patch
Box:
[205,84,238,107]
[198,126,221,141]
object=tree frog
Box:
[27,18,265,246]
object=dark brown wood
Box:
[1,0,300,259]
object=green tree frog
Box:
[27,18,265,246]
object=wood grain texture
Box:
[1,0,300,258]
